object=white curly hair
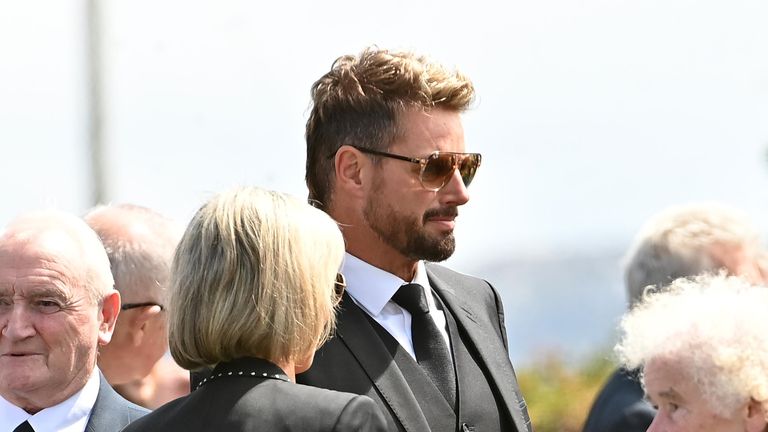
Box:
[616,274,768,417]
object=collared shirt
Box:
[343,253,450,359]
[0,367,100,432]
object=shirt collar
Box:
[343,252,430,316]
[0,367,101,432]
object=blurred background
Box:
[2,0,768,430]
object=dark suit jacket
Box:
[123,357,388,432]
[86,373,148,432]
[582,368,655,432]
[297,263,532,432]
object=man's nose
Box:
[645,413,664,432]
[1,305,36,341]
[438,169,470,206]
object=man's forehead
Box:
[0,230,89,287]
[0,279,70,298]
[1,230,83,263]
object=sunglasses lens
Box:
[459,154,481,187]
[421,154,457,190]
[421,153,482,190]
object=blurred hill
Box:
[470,248,626,367]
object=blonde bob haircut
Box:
[169,186,345,370]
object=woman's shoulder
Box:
[269,384,387,432]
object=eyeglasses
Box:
[121,302,165,311]
[333,273,346,305]
[351,146,482,191]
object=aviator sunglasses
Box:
[348,146,482,191]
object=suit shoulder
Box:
[334,394,389,432]
[247,384,386,431]
[289,382,362,403]
[103,382,149,416]
[120,397,188,431]
[89,378,149,431]
[426,262,500,303]
[425,263,494,291]
[583,368,654,432]
[425,262,482,281]
[283,387,388,432]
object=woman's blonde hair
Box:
[169,186,345,370]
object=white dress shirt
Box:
[0,367,100,432]
[343,253,451,359]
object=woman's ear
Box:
[744,398,767,432]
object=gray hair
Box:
[616,274,768,417]
[623,203,761,307]
[84,204,181,305]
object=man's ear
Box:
[744,398,767,432]
[334,145,368,194]
[98,291,121,346]
[129,305,164,346]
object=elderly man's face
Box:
[0,234,116,411]
[644,357,753,432]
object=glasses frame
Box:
[349,146,482,191]
[121,302,165,311]
[334,273,347,305]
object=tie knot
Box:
[391,283,430,316]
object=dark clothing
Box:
[582,368,655,432]
[124,357,388,432]
[297,263,532,432]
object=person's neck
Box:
[333,208,418,280]
[97,349,136,385]
[274,361,296,382]
[346,246,418,281]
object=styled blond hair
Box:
[169,187,345,369]
[305,46,475,209]
[616,274,768,417]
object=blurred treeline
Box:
[517,351,615,432]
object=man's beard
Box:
[363,188,457,262]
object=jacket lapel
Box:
[427,266,531,432]
[85,374,125,432]
[335,294,432,432]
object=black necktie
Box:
[392,283,456,405]
[13,421,34,432]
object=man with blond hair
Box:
[0,211,147,432]
[583,203,765,432]
[84,203,187,406]
[297,47,532,432]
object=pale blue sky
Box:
[2,0,768,363]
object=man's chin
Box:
[408,237,456,262]
[0,372,44,393]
